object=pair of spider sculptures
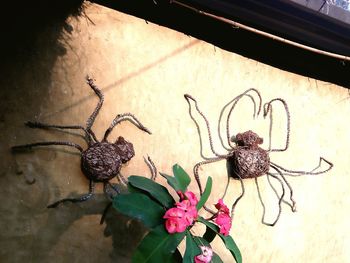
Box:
[185,89,333,226]
[12,76,156,222]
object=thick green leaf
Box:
[203,224,216,243]
[198,217,242,263]
[132,225,186,263]
[128,176,174,208]
[172,164,191,192]
[211,253,224,263]
[183,231,201,263]
[160,173,180,192]
[196,176,212,210]
[113,193,164,228]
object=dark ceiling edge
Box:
[93,0,349,88]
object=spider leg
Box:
[270,164,297,212]
[85,76,104,133]
[229,172,245,222]
[47,180,95,208]
[270,157,333,176]
[143,155,158,181]
[24,121,98,145]
[255,174,285,226]
[184,94,229,159]
[116,172,128,185]
[224,89,262,149]
[11,141,83,153]
[103,113,151,141]
[100,182,121,224]
[263,98,290,152]
[194,157,227,214]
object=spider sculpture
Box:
[184,89,333,226]
[12,76,156,213]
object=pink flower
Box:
[184,191,198,206]
[213,199,232,236]
[164,191,199,234]
[194,246,213,263]
[165,217,188,233]
[215,213,231,236]
[215,199,229,214]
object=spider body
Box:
[185,90,333,226]
[228,130,270,180]
[81,136,134,182]
[12,76,156,214]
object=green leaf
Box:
[128,176,175,208]
[212,253,224,263]
[132,225,186,263]
[203,224,216,243]
[196,176,212,210]
[183,231,201,263]
[159,173,180,192]
[198,217,242,263]
[173,164,191,192]
[113,193,164,228]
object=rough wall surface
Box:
[1,3,349,263]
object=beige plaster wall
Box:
[1,3,349,262]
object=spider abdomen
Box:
[81,142,122,182]
[228,147,270,179]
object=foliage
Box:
[113,164,242,263]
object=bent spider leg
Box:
[218,92,259,151]
[263,98,290,152]
[255,174,285,226]
[144,155,157,181]
[24,121,97,145]
[103,113,151,141]
[11,141,84,153]
[100,182,121,224]
[184,94,227,158]
[270,157,333,176]
[230,172,245,223]
[194,157,227,214]
[226,91,262,149]
[85,76,104,133]
[270,164,297,212]
[47,180,95,208]
[117,172,128,185]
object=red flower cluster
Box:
[163,191,198,234]
[214,199,232,236]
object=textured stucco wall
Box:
[1,3,349,263]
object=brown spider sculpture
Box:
[12,76,156,218]
[184,89,333,226]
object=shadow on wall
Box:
[94,0,350,88]
[0,0,86,118]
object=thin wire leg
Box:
[117,172,128,185]
[12,141,83,153]
[256,174,285,226]
[270,164,297,212]
[218,92,259,151]
[103,113,151,141]
[47,180,95,208]
[226,92,262,148]
[270,157,333,176]
[230,173,245,222]
[194,158,226,214]
[263,98,290,152]
[100,182,121,224]
[86,76,104,132]
[25,121,98,145]
[144,156,157,181]
[184,94,229,158]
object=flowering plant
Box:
[113,164,242,263]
